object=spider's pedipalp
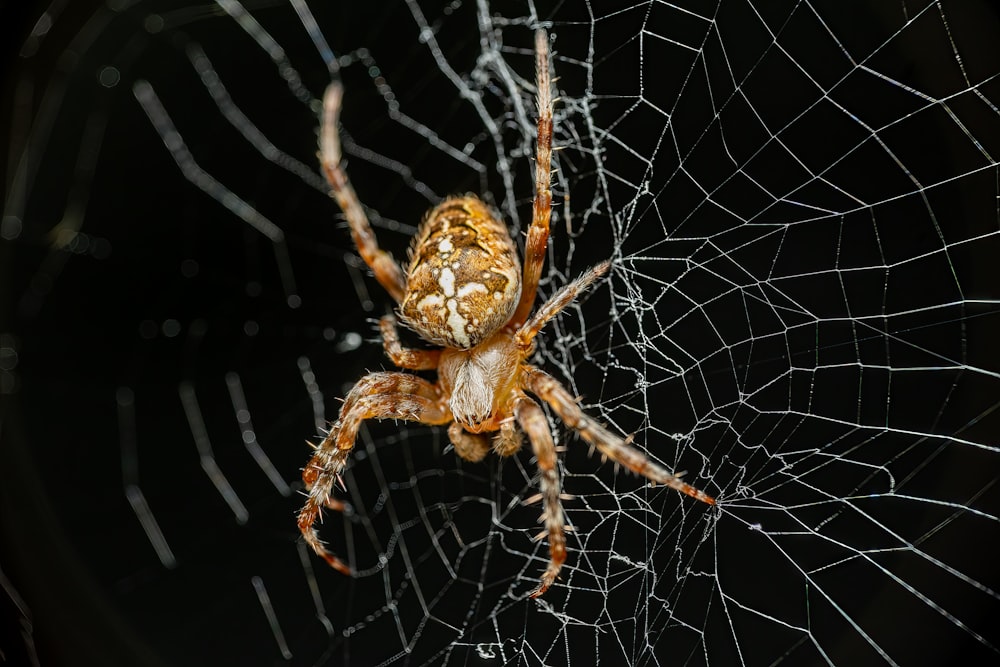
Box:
[493,418,522,457]
[298,372,453,573]
[514,394,566,598]
[524,367,716,506]
[448,421,491,462]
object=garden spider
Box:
[299,29,715,598]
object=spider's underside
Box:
[299,29,715,598]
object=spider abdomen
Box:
[401,195,522,349]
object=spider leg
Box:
[514,394,566,598]
[523,367,716,505]
[448,422,491,462]
[299,372,452,574]
[511,29,554,326]
[320,82,407,302]
[515,261,610,349]
[322,497,349,513]
[380,314,441,370]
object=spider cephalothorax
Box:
[299,29,715,598]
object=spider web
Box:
[2,1,1000,665]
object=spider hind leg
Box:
[514,395,567,598]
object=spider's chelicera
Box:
[299,29,715,598]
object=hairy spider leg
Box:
[320,82,407,303]
[511,29,555,327]
[514,395,567,598]
[512,260,714,594]
[515,261,610,349]
[298,372,452,574]
[524,367,717,505]
[509,252,714,507]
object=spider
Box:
[298,28,715,598]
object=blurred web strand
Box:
[225,371,292,497]
[131,80,300,306]
[251,575,294,660]
[295,541,335,636]
[219,0,482,190]
[116,386,177,569]
[173,20,432,305]
[179,381,250,524]
[296,356,327,433]
[214,0,315,104]
[288,0,338,77]
[185,41,328,192]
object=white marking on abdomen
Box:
[457,282,487,298]
[446,299,470,347]
[439,267,456,296]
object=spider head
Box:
[439,330,522,433]
[449,360,495,429]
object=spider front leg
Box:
[299,372,452,574]
[320,82,407,302]
[524,367,716,505]
[511,29,555,326]
[514,394,566,598]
